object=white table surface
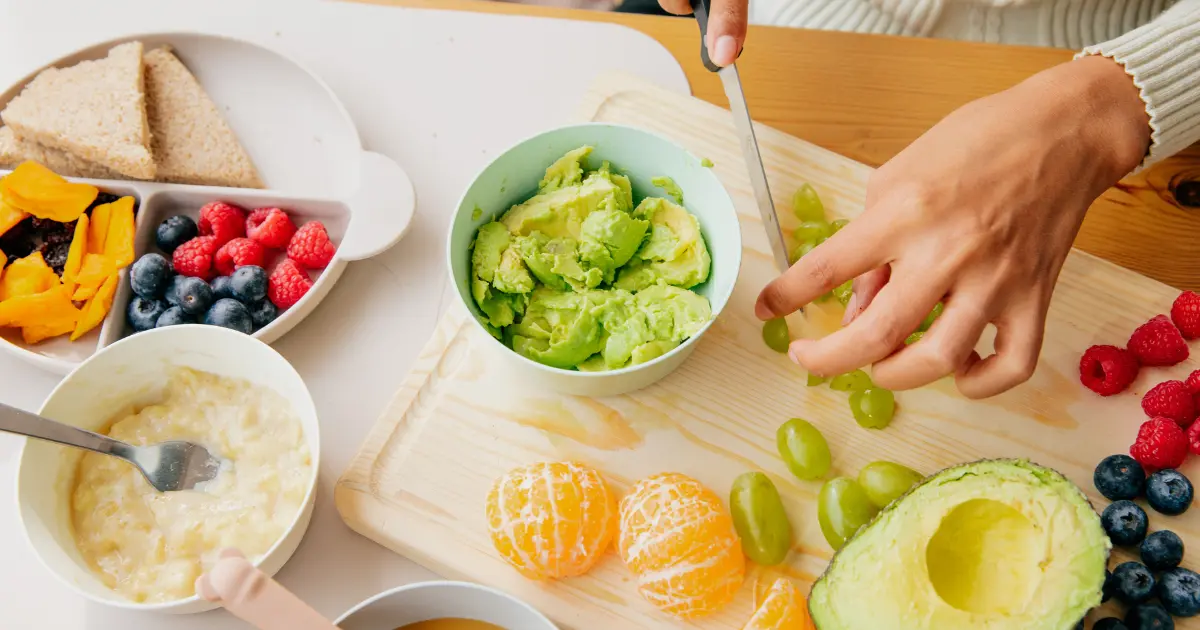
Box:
[0,0,689,625]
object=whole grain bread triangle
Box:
[143,47,263,188]
[0,126,120,180]
[1,41,155,179]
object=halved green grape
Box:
[807,373,827,387]
[817,477,879,550]
[793,221,833,246]
[762,318,790,353]
[904,331,923,345]
[792,183,826,222]
[832,280,853,306]
[918,301,945,332]
[776,418,832,480]
[790,241,816,263]
[829,369,872,392]
[830,218,850,234]
[857,461,923,508]
[849,387,896,429]
[730,472,794,566]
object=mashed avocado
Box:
[469,146,713,370]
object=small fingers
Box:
[756,223,888,320]
[871,297,990,390]
[658,0,693,14]
[955,303,1046,399]
[706,0,749,66]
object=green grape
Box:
[776,418,832,480]
[829,369,872,392]
[790,241,816,263]
[918,302,945,332]
[807,373,827,387]
[730,472,794,566]
[762,318,790,354]
[832,280,853,306]
[830,218,850,234]
[817,477,879,550]
[792,183,826,222]
[849,387,896,429]
[904,331,923,345]
[793,221,833,246]
[857,461,923,508]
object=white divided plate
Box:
[0,32,416,374]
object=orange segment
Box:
[486,461,617,580]
[619,473,745,618]
[743,578,815,630]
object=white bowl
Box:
[15,324,321,614]
[335,581,557,630]
[447,123,741,397]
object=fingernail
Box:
[788,346,802,366]
[787,340,809,366]
[754,300,774,321]
[714,36,738,66]
[841,293,858,326]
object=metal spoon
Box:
[0,402,223,492]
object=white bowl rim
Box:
[333,580,558,628]
[14,324,322,611]
[447,121,742,380]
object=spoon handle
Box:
[0,402,130,457]
[197,549,342,630]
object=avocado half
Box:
[808,459,1110,630]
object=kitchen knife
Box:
[690,0,790,273]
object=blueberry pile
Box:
[125,216,277,336]
[1088,455,1199,629]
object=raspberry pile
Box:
[124,200,336,337]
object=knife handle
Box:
[689,0,722,73]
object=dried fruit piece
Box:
[75,254,116,288]
[61,213,89,294]
[0,162,98,222]
[87,201,110,254]
[71,273,118,341]
[0,200,28,237]
[0,251,57,301]
[22,317,77,344]
[0,284,80,336]
[101,196,135,268]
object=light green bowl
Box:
[447,123,741,397]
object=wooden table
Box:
[359,0,1200,289]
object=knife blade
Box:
[690,0,790,273]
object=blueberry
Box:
[155,306,192,328]
[172,277,212,317]
[1112,562,1157,605]
[211,275,236,301]
[230,265,268,304]
[1147,469,1193,516]
[1160,568,1200,617]
[1096,454,1147,501]
[204,298,252,334]
[247,299,278,330]
[1103,500,1149,546]
[1126,602,1175,630]
[155,215,198,254]
[1095,619,1130,630]
[1104,569,1116,602]
[127,297,168,332]
[1142,530,1185,570]
[130,253,172,299]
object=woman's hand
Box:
[755,56,1152,398]
[657,0,749,67]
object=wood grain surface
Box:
[335,73,1197,629]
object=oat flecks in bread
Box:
[144,47,263,189]
[0,41,155,180]
[0,127,121,180]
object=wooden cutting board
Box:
[335,72,1198,628]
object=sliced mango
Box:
[75,253,115,288]
[23,317,78,345]
[88,202,111,254]
[60,213,89,294]
[71,273,118,341]
[0,251,58,302]
[0,284,79,330]
[102,196,136,268]
[0,162,98,222]
[0,200,28,237]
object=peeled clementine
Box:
[743,578,816,630]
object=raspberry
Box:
[1129,315,1190,367]
[214,238,266,276]
[287,221,336,269]
[1143,380,1197,427]
[246,208,296,249]
[1172,291,1200,339]
[268,259,312,309]
[171,236,218,280]
[1189,421,1200,456]
[1131,417,1189,470]
[197,201,246,247]
[1079,345,1139,396]
[1187,370,1200,395]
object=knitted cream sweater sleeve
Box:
[1079,0,1200,167]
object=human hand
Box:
[658,0,748,67]
[755,56,1151,398]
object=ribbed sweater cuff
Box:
[1078,2,1200,170]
